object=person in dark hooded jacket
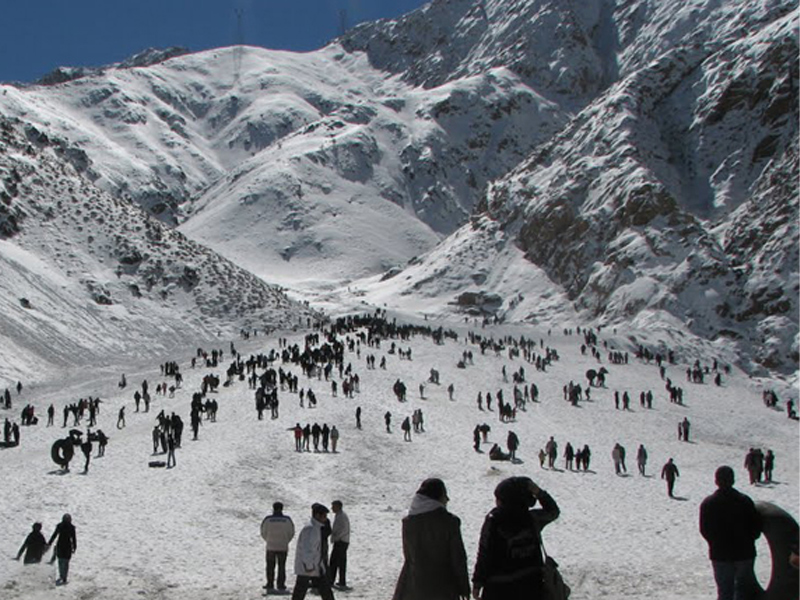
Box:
[48,514,77,585]
[392,478,470,600]
[16,522,47,563]
[472,476,560,600]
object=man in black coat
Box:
[699,466,762,600]
[661,458,680,498]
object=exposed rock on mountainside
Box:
[34,47,190,87]
[474,5,799,373]
[0,0,797,376]
[0,116,314,378]
[341,0,606,98]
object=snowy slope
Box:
[0,116,315,386]
[0,312,796,600]
[360,2,799,375]
[1,41,567,289]
[0,0,795,402]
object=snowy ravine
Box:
[0,310,796,600]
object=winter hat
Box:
[416,478,448,501]
[494,476,536,509]
[311,503,329,516]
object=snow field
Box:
[0,315,797,600]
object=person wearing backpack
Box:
[472,477,560,599]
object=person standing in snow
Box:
[166,432,176,468]
[661,458,680,498]
[564,442,575,471]
[330,426,340,453]
[402,417,412,442]
[392,478,470,600]
[507,431,519,462]
[699,466,762,600]
[545,436,557,469]
[291,503,334,600]
[763,450,775,483]
[261,502,295,593]
[581,444,592,471]
[472,477,560,600]
[292,423,303,452]
[328,500,351,590]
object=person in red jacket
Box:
[699,466,762,600]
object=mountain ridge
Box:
[0,0,796,377]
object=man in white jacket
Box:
[292,503,335,600]
[329,500,351,589]
[261,502,295,592]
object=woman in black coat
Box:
[472,477,560,600]
[48,514,77,585]
[393,478,471,600]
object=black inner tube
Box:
[50,439,74,468]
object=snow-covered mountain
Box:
[0,115,315,385]
[348,0,800,375]
[0,0,797,377]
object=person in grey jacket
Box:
[392,478,470,600]
[292,503,335,600]
[261,502,295,592]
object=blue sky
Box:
[1,0,429,83]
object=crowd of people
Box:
[2,310,797,596]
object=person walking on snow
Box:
[48,514,77,586]
[637,444,648,476]
[661,458,680,498]
[15,522,47,564]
